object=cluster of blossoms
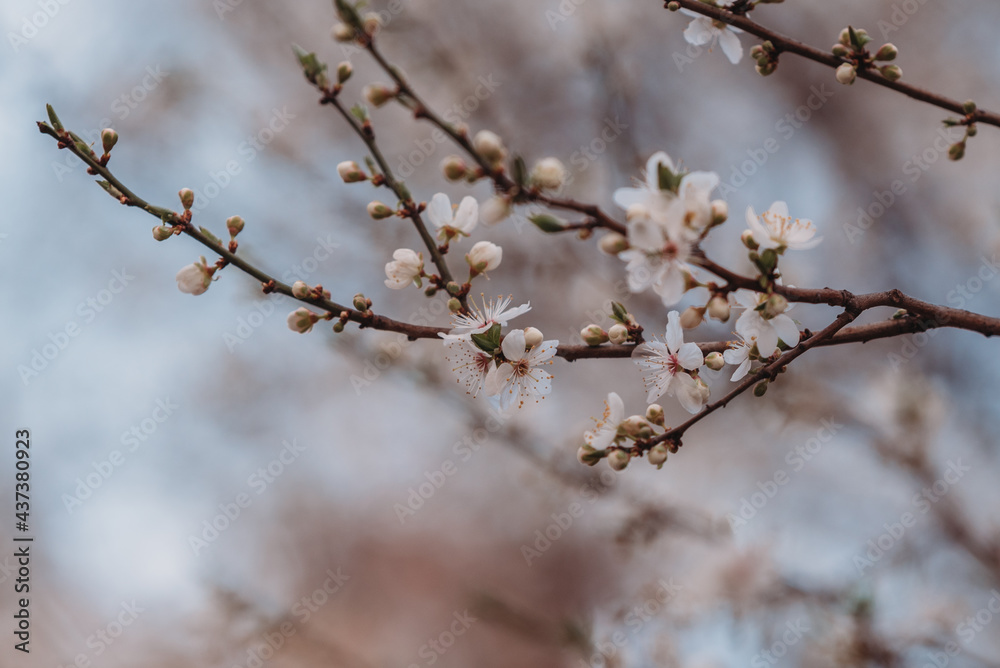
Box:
[577,392,674,472]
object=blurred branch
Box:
[667,0,1000,129]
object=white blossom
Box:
[176,257,213,295]
[723,331,758,381]
[531,157,566,190]
[466,240,502,274]
[584,392,625,450]
[384,248,423,289]
[287,307,319,334]
[484,328,558,410]
[746,201,821,252]
[445,340,494,398]
[733,289,800,357]
[426,193,478,244]
[633,311,707,413]
[681,9,743,64]
[439,294,531,341]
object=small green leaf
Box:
[46,104,64,132]
[528,213,566,233]
[511,155,527,188]
[611,301,629,324]
[350,104,369,123]
[199,226,222,246]
[96,180,123,200]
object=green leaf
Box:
[657,163,686,193]
[96,180,123,200]
[199,226,222,246]
[611,301,629,324]
[471,323,502,354]
[528,213,566,233]
[334,0,363,28]
[46,104,64,132]
[350,104,369,123]
[511,155,527,188]
[291,44,329,87]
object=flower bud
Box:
[874,43,898,61]
[152,225,173,241]
[695,378,711,405]
[337,160,367,183]
[101,128,118,154]
[741,229,759,250]
[705,351,725,371]
[645,404,664,427]
[578,445,602,467]
[963,99,977,114]
[287,307,319,333]
[948,142,966,161]
[472,130,506,164]
[836,63,857,85]
[581,325,609,347]
[447,297,462,312]
[648,443,669,468]
[608,323,629,345]
[598,232,629,255]
[607,449,630,471]
[755,62,778,77]
[331,22,354,41]
[336,61,353,84]
[226,215,245,238]
[523,326,544,349]
[621,415,652,439]
[367,201,395,219]
[363,83,394,107]
[667,1,679,9]
[441,155,467,181]
[763,293,789,318]
[707,294,731,322]
[480,196,512,225]
[879,64,902,82]
[362,12,381,36]
[530,157,566,190]
[680,306,704,329]
[838,28,852,46]
[292,280,311,299]
[178,188,195,210]
[175,257,214,296]
[353,293,369,311]
[710,199,728,225]
[831,44,850,58]
[466,240,502,274]
[754,380,769,397]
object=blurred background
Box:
[3,0,1000,666]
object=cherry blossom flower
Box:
[484,329,558,410]
[426,193,478,244]
[633,311,707,413]
[466,240,502,275]
[287,307,320,334]
[384,248,424,289]
[439,294,531,341]
[745,201,821,252]
[618,204,695,306]
[723,331,759,381]
[445,340,494,398]
[175,257,214,295]
[584,392,625,450]
[733,289,800,357]
[682,9,744,65]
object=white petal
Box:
[680,171,720,198]
[500,329,527,362]
[756,324,779,357]
[673,374,705,414]
[676,342,704,370]
[683,17,715,47]
[768,201,789,218]
[613,187,648,211]
[731,358,751,382]
[654,262,688,307]
[426,193,452,229]
[645,151,676,190]
[453,196,479,233]
[607,392,625,422]
[527,339,559,364]
[628,217,666,251]
[484,363,513,397]
[665,311,684,353]
[719,28,743,64]
[771,314,800,349]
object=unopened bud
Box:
[292,281,311,299]
[695,378,711,405]
[226,215,245,238]
[363,83,395,107]
[578,445,602,467]
[874,43,898,61]
[755,61,778,77]
[608,323,629,345]
[648,443,669,468]
[621,415,653,439]
[608,449,630,471]
[948,142,966,161]
[332,321,345,333]
[667,1,679,9]
[472,130,506,163]
[710,199,728,225]
[287,307,319,334]
[353,293,369,311]
[367,201,395,219]
[441,155,467,181]
[963,99,977,114]
[337,160,367,183]
[645,404,664,427]
[523,326,543,349]
[879,64,902,82]
[754,380,769,397]
[831,44,850,58]
[599,232,629,255]
[336,61,353,84]
[530,157,566,190]
[480,196,512,225]
[179,188,195,210]
[362,12,381,36]
[331,22,354,41]
[838,28,852,46]
[836,63,857,85]
[581,324,609,346]
[741,229,759,250]
[447,297,462,312]
[763,293,789,318]
[680,306,704,329]
[101,128,118,154]
[705,351,725,371]
[152,225,173,241]
[708,294,731,322]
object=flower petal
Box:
[683,17,715,46]
[771,314,800,349]
[719,28,743,64]
[453,196,479,233]
[665,311,684,353]
[501,328,527,362]
[426,193,452,229]
[676,342,705,370]
[673,373,705,414]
